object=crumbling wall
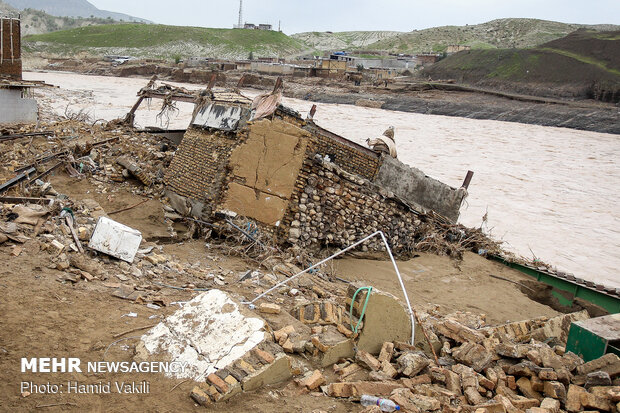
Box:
[164,127,244,216]
[280,154,422,253]
[220,118,309,226]
[374,156,466,222]
[0,18,21,79]
[305,124,381,181]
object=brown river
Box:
[25,72,620,289]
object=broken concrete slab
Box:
[348,286,412,354]
[137,289,268,380]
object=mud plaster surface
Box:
[222,119,308,226]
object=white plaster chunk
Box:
[141,289,266,380]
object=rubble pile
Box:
[2,119,619,413]
[314,311,620,413]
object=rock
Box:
[531,375,545,392]
[508,361,540,377]
[538,368,558,381]
[301,370,326,390]
[561,351,584,372]
[390,388,422,413]
[380,360,398,379]
[465,386,485,405]
[190,386,212,406]
[401,374,432,388]
[517,377,543,401]
[585,371,612,388]
[356,350,381,371]
[566,384,587,412]
[435,318,485,344]
[274,325,295,343]
[378,342,395,363]
[452,342,494,372]
[258,303,281,314]
[576,353,620,377]
[540,397,560,413]
[581,391,613,411]
[543,381,566,400]
[445,369,462,394]
[397,352,430,377]
[496,343,530,359]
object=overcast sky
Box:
[88,0,620,34]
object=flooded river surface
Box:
[25,72,620,288]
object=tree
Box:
[248,51,254,60]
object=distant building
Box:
[445,45,471,54]
[243,23,272,30]
[368,67,398,80]
[416,54,441,65]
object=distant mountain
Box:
[365,18,620,55]
[3,0,150,23]
[295,19,620,55]
[0,0,121,35]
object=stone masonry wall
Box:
[164,127,247,215]
[0,18,21,79]
[281,154,422,254]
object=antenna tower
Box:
[237,0,243,28]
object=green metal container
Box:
[566,314,620,362]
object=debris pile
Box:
[315,310,620,413]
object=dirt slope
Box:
[423,30,620,101]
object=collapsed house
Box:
[159,81,469,253]
[0,16,39,124]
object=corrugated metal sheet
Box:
[192,103,249,131]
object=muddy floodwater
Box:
[25,71,620,289]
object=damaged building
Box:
[162,81,469,253]
[0,16,39,124]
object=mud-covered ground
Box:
[0,161,561,412]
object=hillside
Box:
[363,18,620,54]
[291,31,401,51]
[423,30,620,102]
[23,24,308,60]
[3,0,149,22]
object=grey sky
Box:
[88,0,620,34]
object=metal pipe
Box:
[379,231,416,346]
[242,231,416,345]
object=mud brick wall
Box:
[164,127,246,212]
[0,18,21,79]
[281,154,422,254]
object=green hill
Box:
[423,30,620,102]
[23,24,308,59]
[363,18,620,54]
[291,31,402,51]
